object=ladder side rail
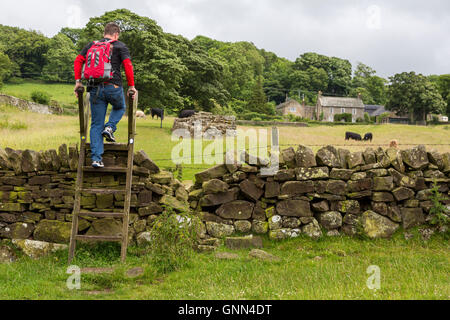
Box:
[69,88,89,264]
[121,92,138,262]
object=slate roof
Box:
[318,96,365,109]
[276,99,301,110]
[365,105,387,117]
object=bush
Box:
[31,91,51,105]
[334,113,353,123]
[148,208,202,273]
[239,112,283,122]
[6,77,25,85]
[429,181,449,231]
[364,112,371,123]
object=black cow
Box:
[179,110,196,119]
[364,133,373,142]
[151,108,165,120]
[345,132,362,141]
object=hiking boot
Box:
[92,161,105,169]
[102,127,116,143]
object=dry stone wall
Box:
[1,143,449,249]
[0,94,62,115]
[189,145,450,241]
[172,112,237,139]
[0,145,190,246]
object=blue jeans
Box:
[89,85,126,162]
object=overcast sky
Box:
[1,0,449,78]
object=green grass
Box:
[0,80,76,106]
[0,231,448,300]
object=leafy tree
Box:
[42,34,77,82]
[294,52,352,95]
[263,58,293,104]
[386,72,446,122]
[429,74,450,116]
[352,63,387,105]
[247,76,274,114]
[0,24,49,78]
[79,9,187,111]
[59,27,83,46]
[353,62,376,87]
[166,34,229,112]
[0,51,13,87]
[366,76,387,105]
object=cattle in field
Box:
[364,133,373,142]
[179,110,196,119]
[136,110,146,119]
[345,132,362,141]
[151,108,165,120]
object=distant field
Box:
[1,103,450,181]
[0,81,76,106]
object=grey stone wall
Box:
[0,94,63,115]
[189,145,450,240]
[1,144,449,247]
[0,146,189,245]
[172,112,237,139]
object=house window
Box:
[341,108,346,114]
[290,107,296,113]
[330,108,334,114]
[353,108,357,115]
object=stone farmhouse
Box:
[316,92,365,122]
[276,99,315,120]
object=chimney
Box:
[318,91,322,97]
[357,92,361,99]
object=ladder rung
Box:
[75,235,123,242]
[86,143,128,151]
[81,188,126,195]
[83,166,127,174]
[78,211,125,218]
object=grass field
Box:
[1,102,449,181]
[1,84,449,300]
[0,231,448,300]
[0,80,77,106]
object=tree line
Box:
[0,9,448,120]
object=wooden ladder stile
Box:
[68,87,138,264]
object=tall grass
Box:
[0,232,448,300]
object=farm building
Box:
[365,104,410,124]
[276,98,315,120]
[427,114,449,122]
[316,92,365,122]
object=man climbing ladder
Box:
[74,22,137,168]
[69,22,138,264]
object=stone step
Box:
[78,211,125,218]
[82,166,127,174]
[75,235,122,242]
[86,143,128,152]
